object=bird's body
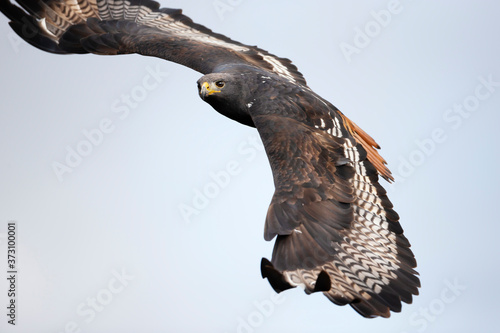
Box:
[0,0,419,318]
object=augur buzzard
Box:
[0,0,419,318]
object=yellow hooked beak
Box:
[199,81,221,98]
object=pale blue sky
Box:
[0,1,499,332]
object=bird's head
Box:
[197,72,255,127]
[198,77,226,99]
[197,72,246,101]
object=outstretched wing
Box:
[0,0,306,85]
[253,98,419,318]
[0,0,393,180]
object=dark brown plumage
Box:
[0,0,419,318]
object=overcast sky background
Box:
[0,1,499,332]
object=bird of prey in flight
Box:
[0,0,419,318]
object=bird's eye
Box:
[215,80,225,88]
